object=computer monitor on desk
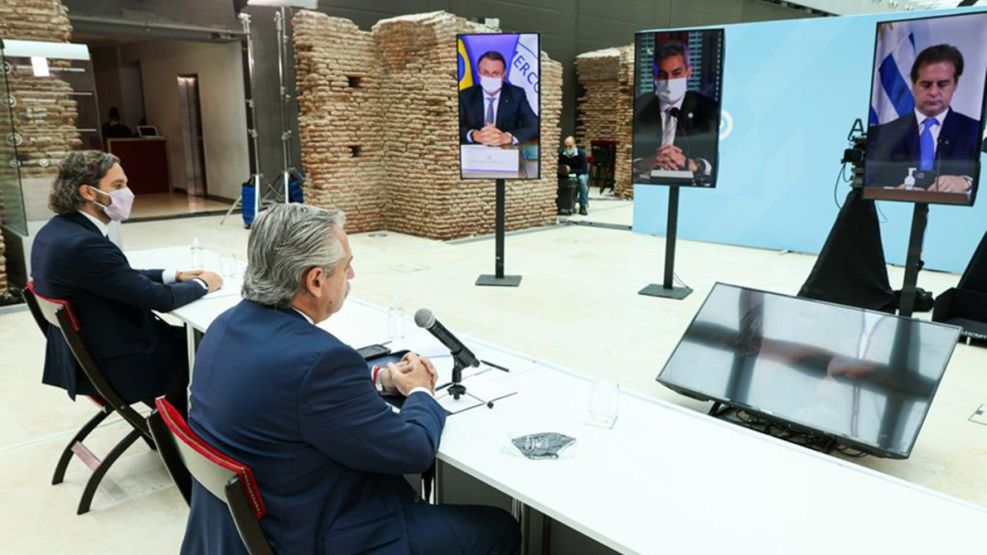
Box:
[136,125,158,137]
[657,283,961,459]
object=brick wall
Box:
[0,0,74,295]
[293,10,561,239]
[575,45,635,198]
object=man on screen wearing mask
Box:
[459,50,539,146]
[633,40,719,184]
[31,150,222,415]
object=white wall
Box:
[124,40,249,201]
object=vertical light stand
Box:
[275,7,292,204]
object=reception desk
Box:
[107,137,170,194]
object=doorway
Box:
[177,74,207,196]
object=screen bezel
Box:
[656,282,961,458]
[457,32,542,182]
[861,11,987,206]
[631,27,726,189]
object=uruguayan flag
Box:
[509,34,540,116]
[871,22,917,125]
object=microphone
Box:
[414,309,479,398]
[931,135,948,191]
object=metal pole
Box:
[276,7,291,204]
[898,203,929,317]
[663,184,679,290]
[495,178,505,279]
[239,13,262,218]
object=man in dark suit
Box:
[182,204,520,554]
[459,50,539,146]
[31,150,222,412]
[866,44,981,198]
[633,40,720,186]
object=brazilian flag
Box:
[457,37,473,91]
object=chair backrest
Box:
[153,397,272,555]
[22,283,53,336]
[25,282,148,435]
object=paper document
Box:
[436,372,517,414]
[650,169,694,180]
[461,144,519,173]
[202,279,243,301]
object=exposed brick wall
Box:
[0,0,75,294]
[575,45,635,198]
[293,10,561,239]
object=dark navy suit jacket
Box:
[30,213,206,401]
[459,83,539,144]
[632,91,720,184]
[865,108,981,189]
[182,300,446,555]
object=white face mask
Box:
[480,75,503,95]
[655,77,688,104]
[91,186,135,222]
[563,147,577,156]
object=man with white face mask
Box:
[459,50,539,146]
[31,150,222,414]
[633,40,720,185]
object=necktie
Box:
[919,117,939,172]
[485,97,495,126]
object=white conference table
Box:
[128,247,987,554]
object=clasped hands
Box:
[380,352,438,396]
[470,124,513,147]
[653,145,698,173]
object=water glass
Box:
[220,254,238,280]
[588,381,620,428]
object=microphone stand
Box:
[448,360,467,401]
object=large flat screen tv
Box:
[657,283,961,458]
[632,28,725,187]
[458,33,541,180]
[863,11,987,206]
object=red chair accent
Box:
[149,397,272,555]
[23,281,155,515]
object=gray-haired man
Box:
[183,204,520,554]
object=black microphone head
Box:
[668,107,681,118]
[414,308,434,329]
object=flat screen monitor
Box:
[657,283,961,458]
[863,11,987,206]
[632,28,725,187]
[458,33,541,180]
[136,125,158,137]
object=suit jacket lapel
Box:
[903,112,920,160]
[938,110,958,156]
[497,88,511,129]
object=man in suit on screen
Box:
[633,39,720,185]
[866,44,982,197]
[459,50,539,146]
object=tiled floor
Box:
[2,193,985,553]
[130,193,234,221]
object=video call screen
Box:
[632,29,725,188]
[864,12,987,206]
[458,33,541,181]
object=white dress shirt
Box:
[76,210,203,287]
[290,307,433,399]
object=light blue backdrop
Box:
[633,8,987,273]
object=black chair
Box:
[149,396,273,555]
[24,281,154,515]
